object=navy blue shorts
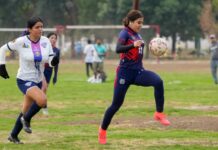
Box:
[44,67,53,83]
[17,79,42,95]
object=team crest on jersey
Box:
[22,43,29,48]
[25,82,32,87]
[119,78,125,85]
[41,42,47,48]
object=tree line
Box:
[1,0,218,54]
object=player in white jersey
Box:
[0,17,59,144]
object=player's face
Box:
[49,35,57,47]
[129,17,144,33]
[29,22,43,40]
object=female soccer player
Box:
[98,10,170,144]
[0,17,59,144]
[41,32,60,115]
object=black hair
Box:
[22,17,43,36]
[27,16,43,29]
[122,10,144,27]
[87,39,92,44]
[47,32,57,39]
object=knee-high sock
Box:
[24,102,41,122]
[11,112,23,137]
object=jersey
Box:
[83,44,95,63]
[210,41,218,60]
[0,35,54,83]
[117,27,144,69]
[94,44,107,61]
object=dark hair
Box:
[47,32,57,39]
[21,29,29,36]
[27,17,43,29]
[87,39,92,44]
[22,17,43,36]
[122,10,144,27]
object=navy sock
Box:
[24,102,41,122]
[11,113,23,137]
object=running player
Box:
[41,32,60,115]
[0,17,59,144]
[98,10,170,144]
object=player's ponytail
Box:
[123,17,129,27]
[21,29,30,36]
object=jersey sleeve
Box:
[116,30,134,53]
[0,38,19,64]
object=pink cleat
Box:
[98,127,107,144]
[154,112,171,126]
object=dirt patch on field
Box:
[112,116,218,132]
[64,115,218,132]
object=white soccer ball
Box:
[149,37,168,56]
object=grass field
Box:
[0,60,218,150]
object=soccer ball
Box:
[149,37,168,56]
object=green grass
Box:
[0,60,218,150]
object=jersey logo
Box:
[22,43,29,48]
[119,78,125,85]
[25,82,32,87]
[41,42,47,48]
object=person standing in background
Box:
[41,32,60,115]
[209,34,218,84]
[93,38,107,82]
[83,39,94,78]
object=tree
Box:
[140,0,203,55]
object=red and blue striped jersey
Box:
[117,27,144,69]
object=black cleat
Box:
[20,116,32,133]
[8,135,23,144]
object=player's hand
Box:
[51,55,59,66]
[0,64,9,79]
[134,40,144,47]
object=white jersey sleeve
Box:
[0,38,21,64]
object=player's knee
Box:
[37,96,47,107]
[154,78,163,87]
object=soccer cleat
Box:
[8,135,23,144]
[20,116,32,133]
[154,112,170,126]
[98,127,107,144]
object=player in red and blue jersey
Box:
[98,10,170,144]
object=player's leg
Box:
[41,68,52,114]
[85,62,89,77]
[8,82,35,144]
[93,62,98,79]
[134,69,170,126]
[210,60,218,84]
[21,86,47,133]
[8,101,27,144]
[99,67,131,144]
